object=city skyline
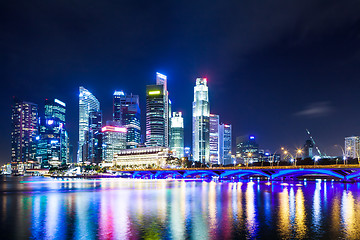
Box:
[2,1,360,164]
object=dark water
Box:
[1,176,360,239]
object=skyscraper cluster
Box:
[11,72,234,168]
[77,73,232,166]
[11,98,69,170]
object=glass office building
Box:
[11,99,38,163]
[113,91,141,148]
[88,111,103,163]
[146,73,169,147]
[192,78,210,164]
[36,99,68,167]
[170,112,184,158]
[78,86,100,162]
[219,123,232,165]
[209,114,220,165]
[102,124,127,163]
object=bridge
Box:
[112,164,360,181]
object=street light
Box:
[282,149,295,166]
[295,148,303,166]
[247,152,252,167]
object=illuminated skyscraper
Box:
[219,123,232,165]
[170,112,184,158]
[102,123,127,163]
[146,72,169,147]
[345,136,360,159]
[209,114,220,165]
[88,111,103,163]
[11,99,38,163]
[192,78,210,164]
[78,86,100,162]
[44,99,66,123]
[36,99,69,167]
[113,91,141,148]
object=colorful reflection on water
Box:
[2,177,360,239]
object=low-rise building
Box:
[113,146,174,169]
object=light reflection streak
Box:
[74,193,92,239]
[295,188,307,238]
[278,187,290,238]
[170,181,185,240]
[208,181,217,233]
[191,181,209,240]
[245,182,257,238]
[236,182,243,228]
[113,190,130,239]
[312,181,321,231]
[341,190,359,239]
[99,191,114,239]
[45,194,61,239]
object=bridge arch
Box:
[270,169,345,180]
[220,170,270,179]
[132,171,154,179]
[344,170,360,180]
[183,170,219,178]
[154,171,183,179]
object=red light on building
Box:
[101,126,127,133]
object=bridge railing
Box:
[111,164,360,172]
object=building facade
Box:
[36,99,68,167]
[219,123,232,165]
[192,78,210,164]
[170,112,184,158]
[146,73,169,147]
[102,124,127,163]
[113,91,141,148]
[113,146,171,169]
[88,111,103,163]
[209,114,220,165]
[78,86,100,162]
[11,99,38,163]
[345,136,360,159]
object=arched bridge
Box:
[113,165,360,181]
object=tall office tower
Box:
[11,99,39,163]
[303,139,314,159]
[102,123,127,163]
[78,86,100,162]
[146,72,169,147]
[219,123,232,165]
[192,78,210,164]
[209,114,220,165]
[170,112,184,158]
[345,136,360,159]
[37,118,63,167]
[113,91,141,148]
[88,111,103,163]
[37,99,68,167]
[44,99,66,122]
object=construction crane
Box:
[306,129,324,157]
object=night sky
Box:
[2,0,360,164]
